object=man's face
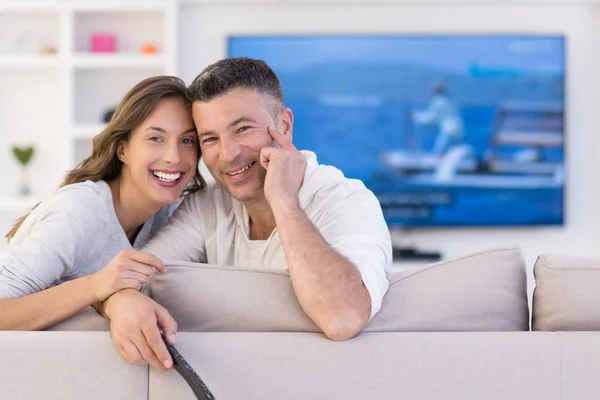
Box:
[193,88,291,203]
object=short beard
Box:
[212,163,267,202]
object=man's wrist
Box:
[270,196,302,218]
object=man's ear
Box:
[279,108,294,141]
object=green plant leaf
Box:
[12,146,35,166]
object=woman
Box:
[0,75,205,330]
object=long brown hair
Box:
[6,75,206,241]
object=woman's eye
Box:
[182,137,196,144]
[149,136,163,142]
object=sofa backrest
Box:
[148,331,560,400]
[46,305,109,331]
[46,246,529,334]
[148,245,529,333]
[533,253,600,331]
[0,331,148,400]
[6,331,600,400]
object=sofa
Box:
[2,246,599,399]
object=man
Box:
[101,58,392,370]
[412,82,464,156]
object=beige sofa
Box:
[1,246,598,399]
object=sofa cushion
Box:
[365,247,529,332]
[366,245,528,332]
[151,245,528,332]
[532,253,600,331]
[151,263,319,332]
[46,306,109,331]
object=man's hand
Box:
[259,126,307,210]
[104,289,177,370]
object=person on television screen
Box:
[412,82,464,156]
[99,57,393,370]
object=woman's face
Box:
[118,97,198,208]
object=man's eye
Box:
[237,126,251,133]
[202,137,216,144]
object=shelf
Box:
[70,1,170,12]
[71,54,166,69]
[0,196,39,212]
[0,1,176,216]
[179,0,279,2]
[72,124,107,139]
[0,3,60,12]
[0,55,59,69]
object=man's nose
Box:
[219,136,242,163]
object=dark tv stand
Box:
[392,246,441,262]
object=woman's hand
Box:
[88,250,166,302]
[104,289,177,370]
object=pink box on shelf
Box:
[91,34,117,53]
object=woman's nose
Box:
[163,142,181,164]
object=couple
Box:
[0,58,392,370]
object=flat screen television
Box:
[228,35,566,227]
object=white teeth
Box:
[227,163,253,176]
[153,171,181,182]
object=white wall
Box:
[2,1,599,284]
[0,70,65,198]
[177,3,600,273]
[0,70,64,252]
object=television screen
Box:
[228,35,565,227]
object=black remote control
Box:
[161,334,216,400]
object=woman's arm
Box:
[0,249,165,330]
[0,275,97,330]
[0,188,108,329]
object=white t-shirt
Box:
[143,151,392,318]
[0,180,172,298]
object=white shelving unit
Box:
[66,0,177,167]
[0,2,62,215]
[0,54,60,68]
[0,0,178,218]
[71,54,167,69]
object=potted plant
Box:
[12,145,35,196]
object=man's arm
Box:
[260,126,390,341]
[273,202,372,341]
[141,192,206,262]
